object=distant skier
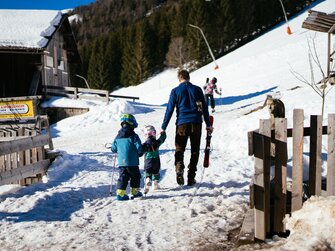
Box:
[111,114,143,201]
[141,125,166,194]
[203,77,222,113]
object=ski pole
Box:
[219,88,222,106]
[109,153,117,196]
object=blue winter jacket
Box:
[111,125,143,167]
[161,81,211,130]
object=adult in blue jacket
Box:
[161,69,213,186]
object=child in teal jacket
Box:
[111,114,143,200]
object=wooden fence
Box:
[248,109,335,241]
[0,116,55,186]
[42,85,140,103]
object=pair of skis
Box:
[203,115,214,168]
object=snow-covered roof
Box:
[0,10,67,50]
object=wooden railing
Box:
[0,116,55,186]
[248,109,335,240]
[42,85,140,103]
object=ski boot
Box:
[176,172,184,186]
[144,177,152,194]
[130,188,143,199]
[187,179,196,186]
[153,180,160,190]
[116,189,129,201]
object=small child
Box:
[111,114,143,201]
[142,125,166,194]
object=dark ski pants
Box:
[144,157,161,181]
[205,94,215,109]
[117,166,141,190]
[175,123,202,180]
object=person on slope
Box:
[203,77,221,113]
[141,125,166,194]
[111,114,143,201]
[161,69,213,186]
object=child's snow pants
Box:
[117,166,141,190]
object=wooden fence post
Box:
[74,87,78,99]
[273,118,287,233]
[254,119,271,240]
[327,114,335,196]
[292,109,304,211]
[309,115,322,196]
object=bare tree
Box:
[290,34,334,117]
[165,37,192,68]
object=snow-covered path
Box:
[0,98,251,251]
[1,0,335,250]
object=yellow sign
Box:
[0,100,35,120]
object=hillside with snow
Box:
[0,0,334,250]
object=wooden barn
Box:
[0,10,81,98]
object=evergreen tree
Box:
[150,11,171,70]
[70,0,318,86]
[87,38,111,90]
[187,0,211,65]
[120,26,137,86]
[107,32,122,91]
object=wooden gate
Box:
[0,115,54,185]
[248,109,335,240]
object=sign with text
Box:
[0,100,35,120]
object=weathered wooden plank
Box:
[78,87,109,95]
[327,114,335,196]
[36,117,44,161]
[0,131,4,170]
[292,109,304,212]
[273,118,287,233]
[4,130,12,170]
[0,134,50,155]
[0,96,42,102]
[109,94,140,101]
[31,130,38,164]
[248,131,254,156]
[24,129,32,181]
[309,10,335,21]
[287,126,327,138]
[43,117,54,150]
[254,119,271,240]
[302,23,331,33]
[45,92,75,99]
[309,115,323,196]
[308,16,335,26]
[238,208,255,245]
[0,159,50,185]
[302,10,335,34]
[17,127,25,168]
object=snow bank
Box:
[283,196,335,250]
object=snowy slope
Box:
[0,0,334,250]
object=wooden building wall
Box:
[43,29,70,88]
